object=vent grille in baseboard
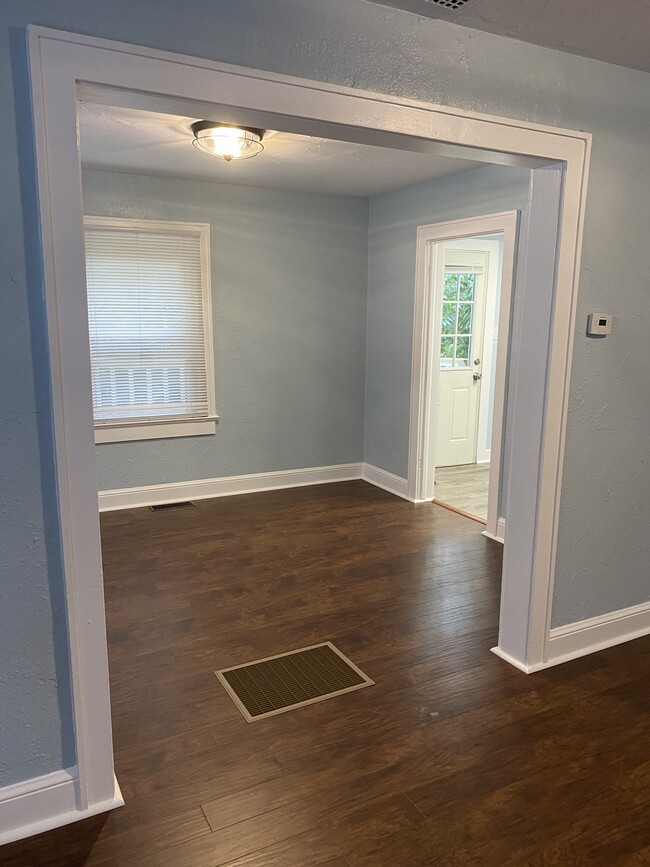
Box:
[423,0,474,9]
[149,501,195,511]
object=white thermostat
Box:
[587,313,612,336]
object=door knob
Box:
[473,358,481,366]
[473,372,482,381]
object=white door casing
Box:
[25,25,590,837]
[411,214,519,548]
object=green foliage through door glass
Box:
[440,337,454,360]
[455,336,470,365]
[443,274,459,300]
[459,274,475,301]
[457,303,473,334]
[442,303,457,334]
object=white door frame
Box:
[26,26,590,824]
[434,239,501,469]
[409,212,518,541]
[459,239,502,467]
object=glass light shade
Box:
[192,124,264,162]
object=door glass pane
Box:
[442,303,457,334]
[443,274,459,301]
[455,336,470,367]
[459,273,475,301]
[457,303,472,334]
[440,336,454,367]
[440,271,476,370]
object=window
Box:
[440,270,478,369]
[84,217,216,443]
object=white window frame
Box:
[83,216,217,444]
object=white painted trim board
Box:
[492,600,650,673]
[361,464,411,501]
[0,770,123,846]
[26,23,591,836]
[546,600,650,667]
[99,463,363,511]
[408,212,518,544]
[98,463,415,511]
[483,517,506,544]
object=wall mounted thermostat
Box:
[586,313,612,336]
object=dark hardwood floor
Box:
[3,480,650,865]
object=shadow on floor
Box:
[1,813,108,866]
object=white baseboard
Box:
[545,600,650,668]
[490,645,545,674]
[492,599,650,674]
[361,463,411,501]
[98,463,363,511]
[0,768,123,846]
[483,516,506,544]
[98,462,417,512]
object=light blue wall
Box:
[365,164,532,518]
[4,0,650,786]
[82,170,369,490]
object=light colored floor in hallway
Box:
[434,463,490,521]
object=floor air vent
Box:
[424,0,474,9]
[215,642,374,722]
[149,501,195,511]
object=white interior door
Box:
[435,250,488,467]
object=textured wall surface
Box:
[82,170,368,490]
[3,0,650,785]
[365,0,650,75]
[365,164,531,521]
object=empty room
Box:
[2,2,649,866]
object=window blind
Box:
[84,224,210,425]
[445,265,485,275]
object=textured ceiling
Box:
[79,104,482,197]
[366,0,650,73]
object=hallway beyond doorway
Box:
[434,464,490,522]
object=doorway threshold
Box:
[432,498,487,525]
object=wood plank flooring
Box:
[434,464,491,521]
[2,480,650,865]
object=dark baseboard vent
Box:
[149,501,195,511]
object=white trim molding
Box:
[545,601,650,668]
[489,646,546,675]
[0,769,123,846]
[483,517,506,544]
[408,212,518,541]
[492,600,650,673]
[98,463,415,513]
[95,417,218,444]
[361,463,411,501]
[26,24,591,835]
[98,463,363,511]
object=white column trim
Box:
[492,600,650,672]
[26,24,591,835]
[0,769,123,846]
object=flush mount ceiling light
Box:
[191,121,265,162]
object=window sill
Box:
[95,417,218,444]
